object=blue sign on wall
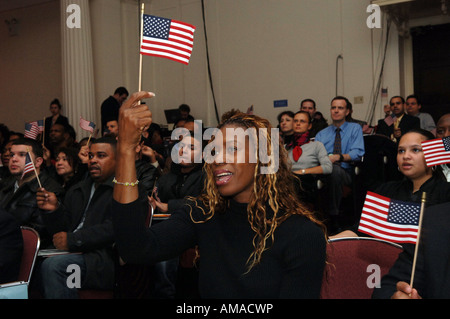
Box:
[274,99,288,108]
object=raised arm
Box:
[113,91,155,204]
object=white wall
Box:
[0,0,61,133]
[0,0,403,135]
[146,0,401,128]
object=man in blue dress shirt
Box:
[315,96,365,233]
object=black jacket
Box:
[372,202,450,298]
[136,159,160,195]
[0,207,23,284]
[156,163,205,213]
[0,171,63,248]
[376,114,420,141]
[42,176,116,290]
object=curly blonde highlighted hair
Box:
[189,109,326,272]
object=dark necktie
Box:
[333,128,342,155]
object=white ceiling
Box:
[0,0,54,13]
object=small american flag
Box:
[421,136,450,167]
[22,152,35,179]
[381,88,388,98]
[29,120,44,133]
[362,124,374,135]
[384,114,396,127]
[24,122,39,140]
[358,191,421,244]
[79,117,96,133]
[140,14,196,65]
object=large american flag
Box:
[421,136,450,167]
[140,14,196,65]
[358,191,421,244]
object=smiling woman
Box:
[112,92,327,299]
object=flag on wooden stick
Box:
[22,150,42,188]
[422,136,450,167]
[79,117,96,133]
[358,191,421,244]
[140,14,196,65]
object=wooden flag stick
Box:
[138,2,145,96]
[86,134,92,147]
[27,148,42,189]
[42,117,45,146]
[410,192,426,289]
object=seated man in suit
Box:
[376,96,420,142]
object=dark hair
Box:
[277,111,295,123]
[56,147,80,171]
[114,87,129,96]
[331,96,350,109]
[294,110,312,123]
[50,98,62,109]
[0,123,10,148]
[300,98,316,109]
[91,136,117,153]
[406,94,421,105]
[12,138,43,158]
[390,96,405,104]
[179,104,191,113]
[401,128,435,142]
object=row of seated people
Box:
[277,95,448,233]
[0,115,203,298]
[0,92,449,298]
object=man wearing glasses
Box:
[376,96,420,142]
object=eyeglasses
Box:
[390,101,402,106]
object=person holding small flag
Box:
[379,201,450,298]
[333,128,450,240]
[0,138,63,248]
[376,96,420,143]
[112,92,327,299]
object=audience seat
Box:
[320,237,403,299]
[19,226,40,284]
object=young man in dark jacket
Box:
[36,137,118,298]
[149,131,205,299]
[0,138,63,248]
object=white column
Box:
[61,0,96,140]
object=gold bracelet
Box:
[112,178,139,187]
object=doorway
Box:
[411,23,450,122]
